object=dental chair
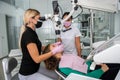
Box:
[55,33,120,80]
[55,66,102,80]
[2,57,19,80]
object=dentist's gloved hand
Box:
[53,42,61,46]
[52,44,64,55]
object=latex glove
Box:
[52,44,64,55]
[53,42,61,46]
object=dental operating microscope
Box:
[52,0,82,37]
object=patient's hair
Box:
[42,44,60,70]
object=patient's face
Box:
[50,44,62,59]
[50,44,57,50]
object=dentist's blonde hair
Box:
[19,9,40,49]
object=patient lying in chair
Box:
[42,43,120,80]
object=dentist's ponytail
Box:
[19,9,40,49]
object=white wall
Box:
[114,11,120,35]
[15,0,30,10]
[0,14,8,58]
[0,1,24,26]
[29,0,73,16]
[30,0,53,16]
[118,1,120,10]
[0,1,24,58]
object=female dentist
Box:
[18,8,63,80]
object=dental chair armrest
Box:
[65,73,101,80]
[55,67,67,79]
